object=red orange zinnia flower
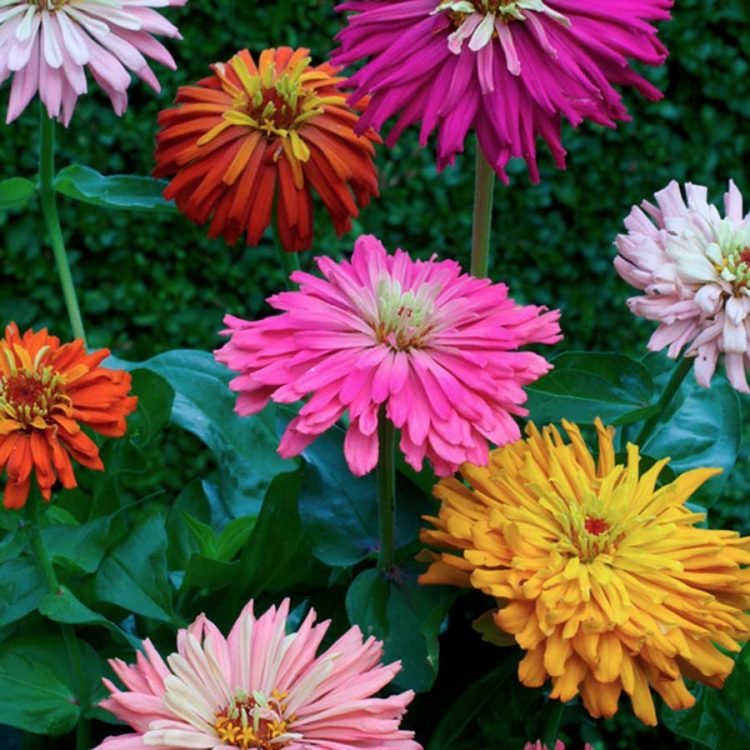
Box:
[154,47,381,253]
[0,324,137,509]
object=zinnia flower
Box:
[153,47,380,253]
[615,179,750,392]
[1,0,186,126]
[333,0,671,182]
[97,598,419,750]
[420,419,750,725]
[0,323,137,509]
[214,234,561,477]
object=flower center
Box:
[214,690,296,750]
[202,52,341,164]
[0,346,69,430]
[703,220,750,294]
[375,278,436,350]
[584,516,609,536]
[29,0,70,10]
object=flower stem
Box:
[272,226,301,290]
[39,107,87,347]
[541,698,565,750]
[28,490,91,750]
[470,138,496,278]
[636,356,693,445]
[376,413,397,572]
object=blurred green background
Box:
[1,2,749,748]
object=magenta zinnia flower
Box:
[97,599,419,750]
[0,0,186,125]
[615,180,750,393]
[215,234,561,477]
[333,0,671,182]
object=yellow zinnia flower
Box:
[420,419,750,725]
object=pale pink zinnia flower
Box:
[615,179,750,393]
[215,234,561,477]
[333,0,671,182]
[0,0,186,125]
[97,599,419,750]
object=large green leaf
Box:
[0,558,45,628]
[42,516,114,575]
[525,352,655,425]
[233,470,328,600]
[0,177,35,212]
[663,644,750,749]
[298,424,432,567]
[127,350,293,518]
[641,365,742,506]
[93,510,173,622]
[427,655,521,750]
[53,165,176,212]
[38,586,140,648]
[346,564,457,692]
[0,649,79,735]
[127,369,175,449]
[0,635,107,731]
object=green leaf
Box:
[0,634,106,731]
[662,643,750,749]
[93,510,173,621]
[0,558,45,628]
[183,556,240,592]
[642,368,742,506]
[525,352,655,425]
[118,350,293,518]
[0,649,79,735]
[427,656,520,750]
[42,516,114,575]
[38,586,140,647]
[234,469,327,598]
[0,177,35,212]
[346,564,457,692]
[53,165,176,212]
[298,424,431,567]
[127,369,175,449]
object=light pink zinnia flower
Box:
[97,599,419,750]
[615,179,750,393]
[0,0,186,125]
[333,0,671,182]
[215,234,561,477]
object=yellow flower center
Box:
[214,690,294,750]
[0,346,70,430]
[201,53,344,166]
[30,0,70,10]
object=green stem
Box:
[541,698,565,750]
[636,356,693,446]
[39,108,87,346]
[470,139,496,278]
[376,414,397,572]
[28,490,90,750]
[272,226,301,290]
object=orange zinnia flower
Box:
[153,47,381,253]
[0,324,137,509]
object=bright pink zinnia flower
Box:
[615,179,750,393]
[97,599,419,750]
[0,0,186,125]
[333,0,671,182]
[215,234,561,477]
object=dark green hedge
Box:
[2,0,749,361]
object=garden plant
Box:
[0,1,749,750]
